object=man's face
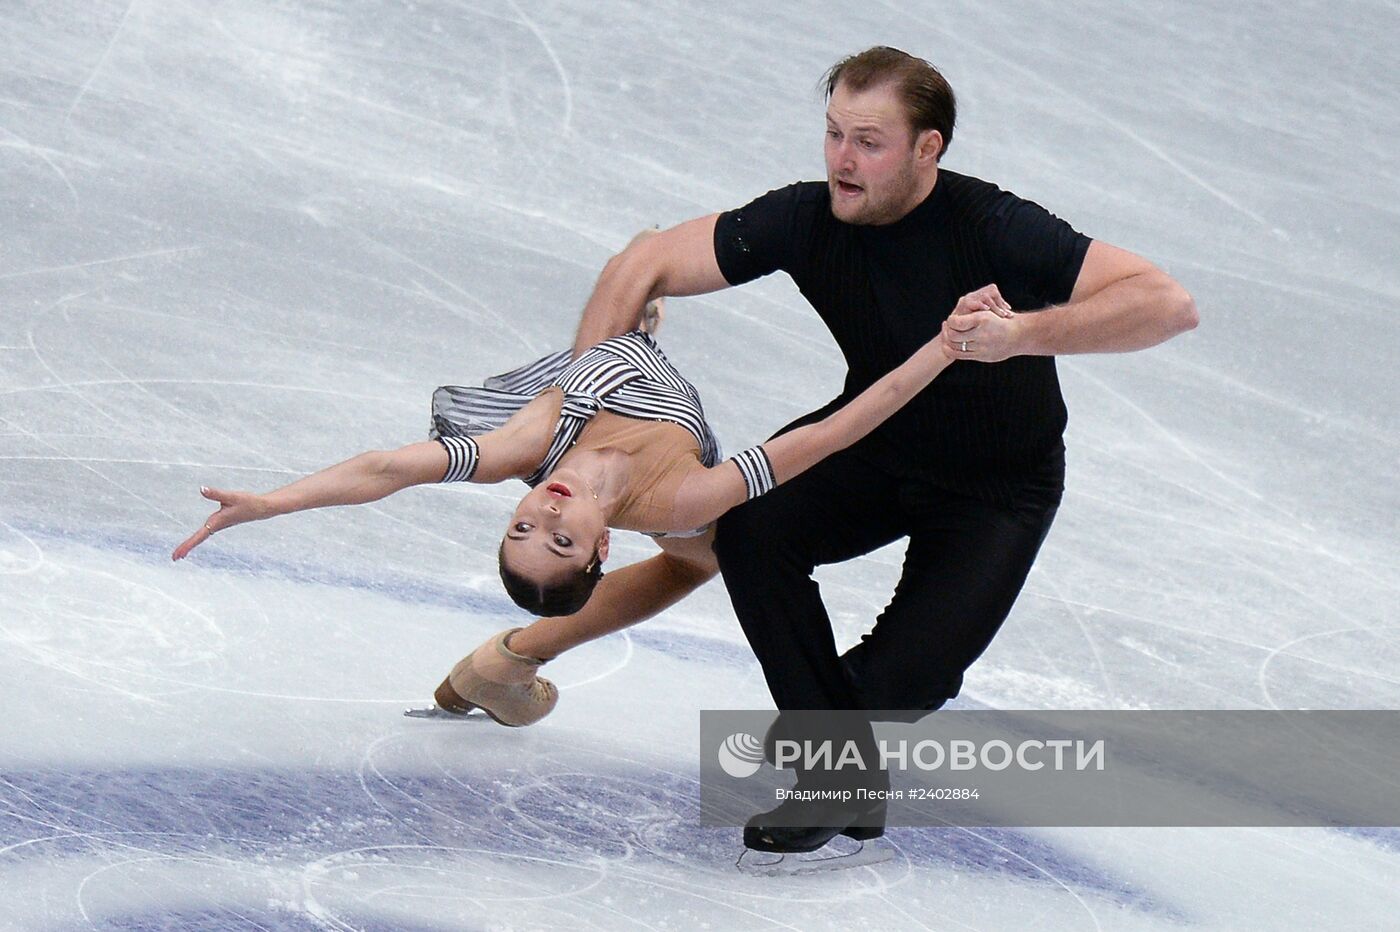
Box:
[824,81,935,225]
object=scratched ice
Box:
[1,0,1396,929]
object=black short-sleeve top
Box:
[713,172,1091,501]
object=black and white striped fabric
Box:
[430,331,722,486]
[729,445,776,500]
[438,435,480,483]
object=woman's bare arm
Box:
[667,337,954,531]
[172,391,559,560]
[507,530,718,661]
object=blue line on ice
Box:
[1,765,1179,918]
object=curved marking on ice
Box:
[1258,624,1400,711]
[869,849,979,930]
[874,0,1272,229]
[65,0,140,122]
[20,295,471,554]
[0,519,45,575]
[346,226,538,355]
[1040,572,1120,709]
[507,0,573,134]
[947,826,1106,931]
[75,854,172,925]
[300,844,608,925]
[0,126,80,206]
[1066,363,1309,533]
[552,631,636,690]
[1,564,229,690]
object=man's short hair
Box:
[498,542,604,618]
[823,46,957,160]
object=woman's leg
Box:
[434,549,715,724]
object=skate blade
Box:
[403,706,480,720]
[736,838,894,877]
[403,704,520,727]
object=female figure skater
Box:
[173,236,986,728]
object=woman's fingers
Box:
[172,521,213,561]
[979,285,1012,315]
[174,486,241,561]
[951,293,983,316]
[201,485,239,505]
[951,284,1014,318]
[984,284,1013,316]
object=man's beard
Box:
[828,165,919,226]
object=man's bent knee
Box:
[842,653,964,721]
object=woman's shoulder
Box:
[502,388,563,469]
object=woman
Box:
[173,246,985,729]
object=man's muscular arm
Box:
[943,241,1198,361]
[571,214,730,358]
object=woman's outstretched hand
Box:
[172,486,275,561]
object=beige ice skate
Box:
[433,628,559,727]
[641,295,665,336]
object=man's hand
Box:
[172,486,276,561]
[941,284,1018,363]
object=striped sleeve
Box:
[728,445,776,500]
[436,436,481,483]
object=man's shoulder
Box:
[727,181,832,239]
[936,169,1069,245]
[788,180,829,202]
[937,168,1012,217]
[938,169,1074,227]
[714,182,831,286]
[742,180,829,212]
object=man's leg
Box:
[714,448,904,711]
[716,449,905,849]
[840,487,1059,715]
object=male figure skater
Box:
[571,46,1197,852]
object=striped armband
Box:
[437,436,481,483]
[729,445,776,501]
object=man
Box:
[571,46,1197,852]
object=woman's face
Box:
[500,478,609,585]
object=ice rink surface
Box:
[1,0,1397,928]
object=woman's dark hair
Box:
[822,46,957,160]
[498,542,604,618]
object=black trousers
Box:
[715,445,1059,717]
